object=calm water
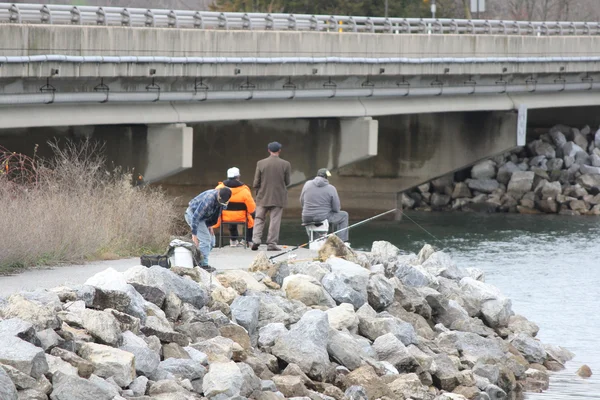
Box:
[281,212,600,399]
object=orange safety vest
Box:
[212,181,256,229]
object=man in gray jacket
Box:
[300,168,349,242]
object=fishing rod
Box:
[269,208,398,261]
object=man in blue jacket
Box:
[185,187,232,271]
[300,168,349,243]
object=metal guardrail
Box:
[1,2,600,35]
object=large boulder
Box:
[49,372,114,400]
[507,171,535,197]
[202,361,244,399]
[451,182,472,199]
[281,275,335,308]
[395,263,439,288]
[0,366,17,400]
[0,318,40,346]
[580,164,600,175]
[431,193,452,209]
[510,333,547,364]
[563,141,585,158]
[496,162,520,185]
[271,310,331,380]
[549,127,568,148]
[372,333,416,370]
[471,160,497,180]
[529,140,556,159]
[79,309,122,346]
[258,323,288,349]
[78,343,135,387]
[1,295,60,331]
[327,330,364,370]
[357,307,417,346]
[540,181,562,200]
[577,174,600,191]
[366,274,394,311]
[318,235,358,263]
[459,278,513,328]
[155,358,206,381]
[466,179,500,194]
[421,252,468,281]
[230,296,261,340]
[388,373,431,400]
[142,315,189,347]
[119,331,160,376]
[123,265,209,309]
[436,331,508,366]
[321,258,370,309]
[325,303,359,333]
[370,241,402,262]
[0,336,48,379]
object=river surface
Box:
[280,212,600,399]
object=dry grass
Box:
[0,140,177,274]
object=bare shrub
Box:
[0,140,177,272]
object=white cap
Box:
[227,167,240,178]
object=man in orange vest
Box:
[213,167,256,247]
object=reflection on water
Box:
[281,212,600,399]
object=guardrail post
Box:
[96,7,107,26]
[8,4,21,23]
[193,12,203,29]
[168,10,179,28]
[70,6,80,25]
[40,5,52,24]
[145,10,155,27]
[121,8,130,26]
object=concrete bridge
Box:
[2,3,600,216]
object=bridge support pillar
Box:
[338,117,379,167]
[142,123,193,183]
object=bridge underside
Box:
[0,109,525,217]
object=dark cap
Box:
[218,187,232,202]
[317,168,331,178]
[268,142,282,152]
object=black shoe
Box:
[267,245,282,251]
[200,265,216,273]
[251,243,260,251]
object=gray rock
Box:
[485,383,507,399]
[394,263,438,288]
[0,336,48,379]
[271,310,331,380]
[1,295,60,331]
[466,179,500,194]
[0,366,18,400]
[0,318,40,346]
[261,379,277,392]
[325,303,359,333]
[496,162,520,185]
[421,251,468,281]
[78,343,135,387]
[202,361,244,399]
[530,140,556,159]
[327,330,364,370]
[430,193,451,209]
[544,344,574,365]
[563,141,585,158]
[546,158,564,172]
[574,129,589,149]
[451,182,472,199]
[230,296,261,340]
[372,333,415,370]
[580,164,600,175]
[321,258,370,310]
[123,265,209,309]
[507,171,534,197]
[156,358,206,381]
[1,364,37,390]
[400,192,416,209]
[79,309,122,346]
[344,385,368,400]
[508,315,539,337]
[550,128,568,148]
[119,331,159,376]
[473,363,500,385]
[595,127,600,148]
[184,346,209,365]
[129,283,166,307]
[191,336,235,363]
[471,160,497,180]
[141,316,189,347]
[529,155,548,169]
[431,353,461,391]
[431,174,454,195]
[357,312,417,346]
[366,275,394,311]
[540,181,562,199]
[164,292,183,322]
[129,376,149,397]
[417,183,431,194]
[88,375,120,398]
[370,241,402,262]
[49,373,113,400]
[577,174,600,191]
[459,277,512,328]
[15,389,47,400]
[238,362,261,397]
[510,333,547,364]
[258,323,288,349]
[288,262,331,282]
[36,328,63,351]
[281,274,336,308]
[436,331,508,366]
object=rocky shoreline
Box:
[0,237,574,400]
[401,124,600,215]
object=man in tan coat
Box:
[251,141,291,251]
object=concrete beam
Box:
[143,123,193,183]
[1,91,599,129]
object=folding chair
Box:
[218,202,249,248]
[302,220,330,251]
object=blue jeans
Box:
[185,212,215,266]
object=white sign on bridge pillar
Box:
[517,105,527,146]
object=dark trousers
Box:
[229,224,253,242]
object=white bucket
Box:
[171,247,194,268]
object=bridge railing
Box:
[1,2,600,35]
